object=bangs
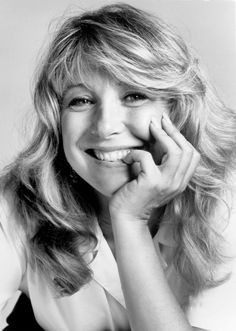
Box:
[50,23,178,99]
[49,15,200,102]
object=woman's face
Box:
[61,72,169,197]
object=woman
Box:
[1,3,236,331]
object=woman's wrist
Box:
[110,213,152,248]
[110,213,149,231]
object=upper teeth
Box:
[93,149,130,162]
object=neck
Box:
[95,190,114,241]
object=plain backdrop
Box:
[0,0,236,169]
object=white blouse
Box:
[1,193,236,331]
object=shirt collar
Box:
[89,220,176,308]
[89,223,126,308]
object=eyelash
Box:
[124,93,148,103]
[66,92,148,111]
[68,97,94,108]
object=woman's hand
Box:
[109,113,200,222]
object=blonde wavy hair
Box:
[1,3,236,296]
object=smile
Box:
[86,146,146,163]
[93,149,130,162]
[86,149,130,163]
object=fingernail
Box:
[162,112,172,125]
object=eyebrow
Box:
[61,80,144,100]
[62,83,89,99]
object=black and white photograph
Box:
[0,1,236,330]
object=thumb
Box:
[131,161,142,177]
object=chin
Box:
[90,173,130,198]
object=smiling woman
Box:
[61,73,168,196]
[1,3,236,331]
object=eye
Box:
[68,97,95,110]
[123,93,148,106]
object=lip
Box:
[85,145,145,152]
[83,144,146,167]
[84,150,128,168]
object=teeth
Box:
[93,149,130,162]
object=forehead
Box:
[61,62,144,96]
[63,72,141,100]
[79,69,119,88]
[53,44,155,98]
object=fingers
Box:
[124,113,200,197]
[150,116,179,156]
[150,113,200,191]
[150,118,182,175]
[150,116,183,177]
[123,149,160,178]
[161,113,201,188]
[161,112,187,150]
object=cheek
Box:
[128,108,163,141]
[61,113,86,144]
[61,113,74,141]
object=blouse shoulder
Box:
[0,193,26,311]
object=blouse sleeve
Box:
[186,197,236,331]
[0,196,24,319]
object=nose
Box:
[90,102,125,139]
